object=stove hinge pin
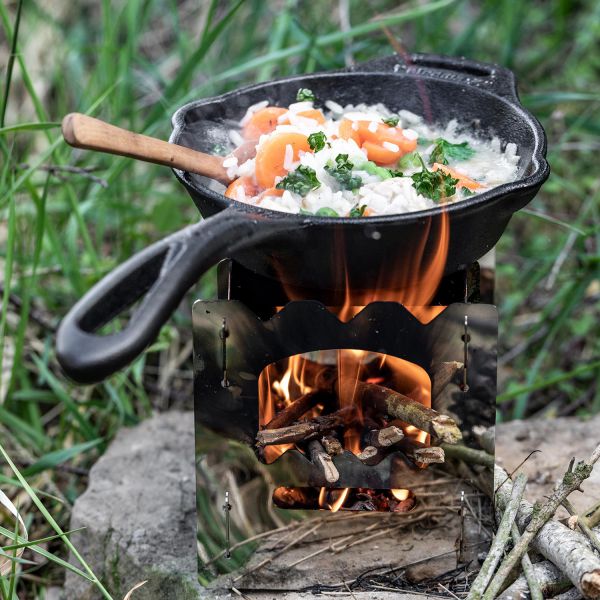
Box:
[223,491,232,559]
[220,318,229,388]
[461,315,470,392]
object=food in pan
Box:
[222,88,519,217]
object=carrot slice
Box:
[224,177,258,200]
[338,119,361,145]
[260,187,284,198]
[362,141,402,165]
[255,133,311,188]
[355,121,418,154]
[431,163,482,191]
[243,106,288,139]
[297,109,326,124]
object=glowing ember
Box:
[391,488,410,501]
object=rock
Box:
[63,411,201,600]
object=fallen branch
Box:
[468,472,527,600]
[497,560,572,600]
[431,360,463,400]
[307,439,339,484]
[494,463,600,600]
[398,440,445,465]
[356,445,380,466]
[511,522,543,600]
[563,498,600,555]
[354,381,462,444]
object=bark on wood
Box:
[307,439,339,484]
[356,445,381,466]
[564,498,600,555]
[264,390,331,430]
[511,522,543,600]
[554,589,584,600]
[365,426,404,448]
[354,381,462,444]
[494,465,600,600]
[468,472,527,600]
[320,435,343,456]
[582,501,600,529]
[431,360,463,400]
[497,560,573,600]
[485,445,600,600]
[399,440,445,465]
[441,443,495,469]
[256,407,356,446]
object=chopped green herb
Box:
[316,207,339,217]
[411,155,458,202]
[349,204,367,217]
[296,88,316,102]
[307,131,327,152]
[387,169,404,178]
[429,138,475,165]
[462,188,476,197]
[398,151,422,169]
[382,115,400,127]
[276,165,321,195]
[325,153,362,190]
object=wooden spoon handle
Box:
[61,113,231,184]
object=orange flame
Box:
[319,487,350,512]
[391,488,410,501]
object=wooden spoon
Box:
[61,113,232,184]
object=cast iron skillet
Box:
[56,53,549,384]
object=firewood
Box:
[365,425,404,448]
[307,439,339,484]
[321,435,343,456]
[497,560,572,600]
[410,445,445,465]
[431,360,463,400]
[469,472,528,600]
[256,407,356,446]
[485,445,600,600]
[264,390,332,430]
[356,445,381,466]
[494,465,600,600]
[353,381,462,444]
[441,443,494,469]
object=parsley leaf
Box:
[411,156,458,202]
[382,115,400,127]
[429,138,475,165]
[349,204,367,217]
[325,154,362,190]
[296,88,316,102]
[462,188,476,197]
[276,165,321,195]
[398,151,422,169]
[316,207,339,217]
[307,131,327,152]
[387,169,404,178]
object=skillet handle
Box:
[350,53,519,101]
[56,207,293,384]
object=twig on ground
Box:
[468,472,527,600]
[491,445,600,600]
[581,500,600,529]
[511,522,543,600]
[497,560,572,600]
[442,443,495,469]
[563,498,600,555]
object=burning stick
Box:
[430,360,463,400]
[356,445,381,466]
[321,435,343,456]
[307,439,339,484]
[365,426,404,448]
[400,441,445,465]
[256,407,356,447]
[264,390,332,429]
[354,381,462,444]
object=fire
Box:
[318,487,350,512]
[391,488,410,501]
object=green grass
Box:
[0,0,599,596]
